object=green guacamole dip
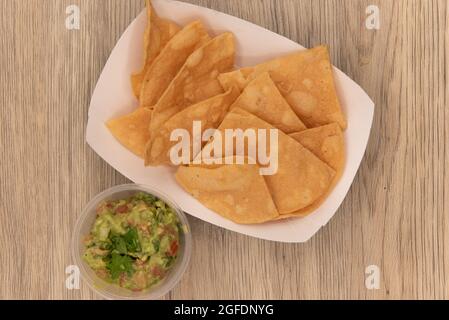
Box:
[83,192,181,291]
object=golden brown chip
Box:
[197,108,336,214]
[131,0,180,99]
[273,187,335,220]
[149,32,236,134]
[273,161,341,220]
[145,88,239,166]
[176,157,279,224]
[289,123,345,172]
[139,21,211,108]
[229,72,306,133]
[106,108,152,158]
[274,123,345,219]
[218,46,347,129]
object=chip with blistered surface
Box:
[139,20,211,108]
[218,46,347,129]
[149,32,236,134]
[229,72,307,134]
[176,157,280,224]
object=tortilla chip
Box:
[149,32,236,133]
[289,123,345,172]
[145,88,239,166]
[140,20,211,108]
[274,123,345,219]
[273,184,336,220]
[274,163,341,220]
[229,72,306,133]
[198,108,336,214]
[176,157,279,224]
[106,108,152,158]
[218,46,347,129]
[131,0,180,99]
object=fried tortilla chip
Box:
[176,157,279,224]
[218,46,347,129]
[145,88,239,166]
[106,108,152,158]
[273,187,335,219]
[274,167,341,220]
[149,32,236,133]
[230,72,306,133]
[197,108,336,214]
[140,21,211,108]
[289,123,345,172]
[131,0,180,99]
[275,123,345,219]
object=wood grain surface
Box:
[0,0,448,300]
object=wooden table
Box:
[1,0,448,300]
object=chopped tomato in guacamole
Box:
[83,192,181,291]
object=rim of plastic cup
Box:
[71,184,192,300]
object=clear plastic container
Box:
[71,184,192,300]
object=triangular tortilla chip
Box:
[273,185,335,219]
[274,123,345,219]
[274,164,341,220]
[145,88,239,166]
[176,157,279,224]
[197,108,336,214]
[289,123,345,173]
[218,46,347,129]
[230,72,306,133]
[106,108,152,158]
[131,0,180,99]
[140,20,211,108]
[149,32,236,133]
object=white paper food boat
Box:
[86,0,374,243]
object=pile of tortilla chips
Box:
[106,0,347,224]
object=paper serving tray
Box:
[86,0,374,243]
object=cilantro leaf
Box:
[110,235,127,254]
[108,228,141,254]
[152,239,160,252]
[133,192,157,205]
[123,228,141,253]
[164,256,175,268]
[106,253,134,280]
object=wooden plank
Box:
[0,0,447,299]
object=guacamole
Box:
[83,192,181,291]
